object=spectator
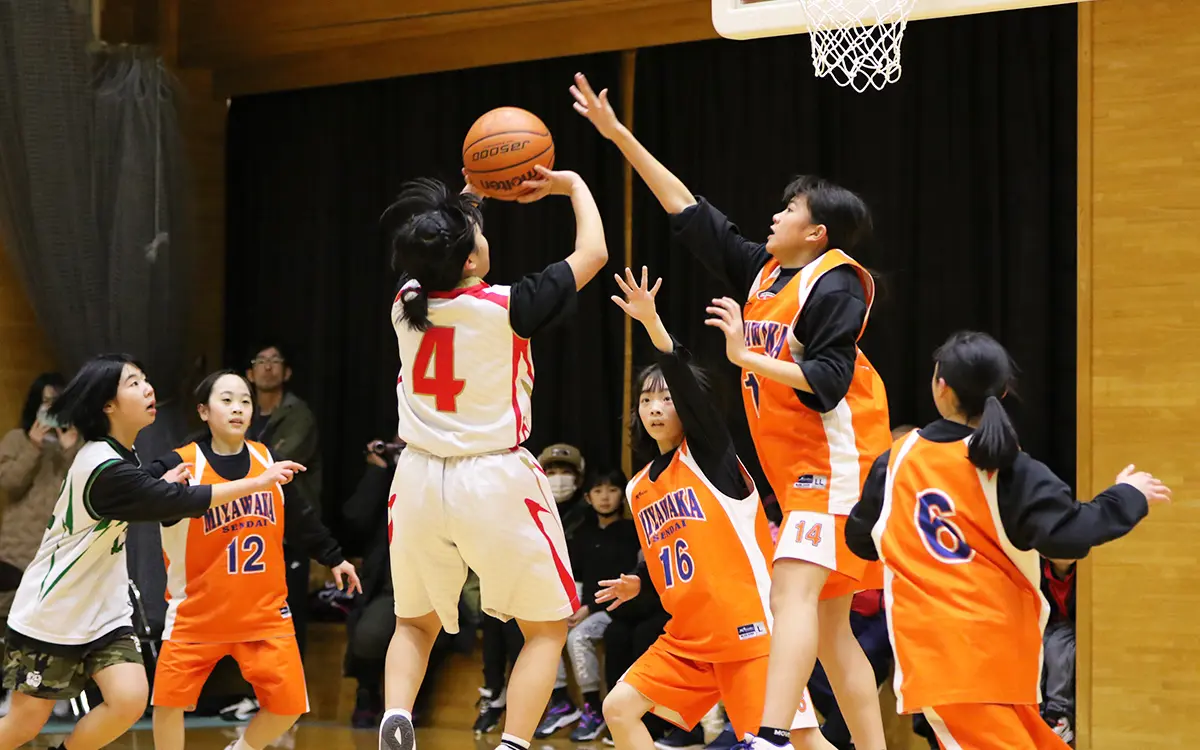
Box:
[244,342,321,656]
[539,443,591,539]
[0,373,76,716]
[535,469,639,741]
[1041,557,1076,746]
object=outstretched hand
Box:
[611,266,663,324]
[594,573,642,611]
[1116,464,1172,506]
[705,296,748,366]
[571,72,623,140]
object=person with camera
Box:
[0,374,77,717]
[344,436,481,730]
[342,435,402,727]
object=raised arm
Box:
[512,167,609,291]
[572,73,769,294]
[611,267,739,491]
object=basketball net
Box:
[796,0,919,92]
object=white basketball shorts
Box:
[388,446,578,633]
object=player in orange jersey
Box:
[147,370,361,750]
[573,74,890,750]
[595,267,827,750]
[846,331,1171,750]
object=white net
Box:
[797,0,920,92]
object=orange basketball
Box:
[462,107,555,200]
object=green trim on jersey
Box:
[82,458,121,521]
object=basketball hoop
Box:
[796,0,919,92]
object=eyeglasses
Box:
[252,357,285,367]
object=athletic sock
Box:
[500,734,531,750]
[759,726,792,747]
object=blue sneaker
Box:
[571,704,608,741]
[533,696,582,738]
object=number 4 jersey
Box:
[160,440,291,642]
[392,279,534,457]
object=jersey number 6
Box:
[413,327,466,412]
[658,538,695,589]
[915,491,974,564]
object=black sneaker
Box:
[351,687,381,729]
[570,703,607,741]
[473,687,506,736]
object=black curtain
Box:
[628,4,1077,493]
[225,53,627,533]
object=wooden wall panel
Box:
[1080,1,1200,747]
[0,248,57,432]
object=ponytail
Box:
[966,394,1019,471]
[400,287,432,332]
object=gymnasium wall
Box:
[1078,1,1200,748]
[0,248,56,430]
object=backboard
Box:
[712,0,1090,40]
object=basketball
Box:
[462,107,555,200]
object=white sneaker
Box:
[1052,717,1075,745]
[0,691,11,717]
[379,712,416,750]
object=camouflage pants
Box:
[2,627,143,700]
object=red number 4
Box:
[795,520,823,547]
[412,327,465,412]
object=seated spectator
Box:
[1041,557,1076,746]
[535,469,639,741]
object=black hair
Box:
[932,331,1020,471]
[781,175,873,255]
[247,342,289,368]
[586,467,629,493]
[20,372,66,432]
[194,369,255,407]
[49,354,146,442]
[629,361,716,458]
[381,178,483,332]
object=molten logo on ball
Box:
[476,165,541,194]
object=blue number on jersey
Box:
[915,491,974,563]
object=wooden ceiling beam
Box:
[207,0,714,97]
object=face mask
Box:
[549,474,578,502]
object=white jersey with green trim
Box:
[7,439,133,644]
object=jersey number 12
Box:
[227,535,266,574]
[413,327,466,413]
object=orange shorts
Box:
[620,640,818,737]
[773,510,883,599]
[923,703,1070,750]
[152,637,309,715]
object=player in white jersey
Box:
[0,354,302,750]
[377,166,608,750]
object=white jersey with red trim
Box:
[392,278,533,458]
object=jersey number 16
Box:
[658,539,695,588]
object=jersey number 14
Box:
[413,327,465,413]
